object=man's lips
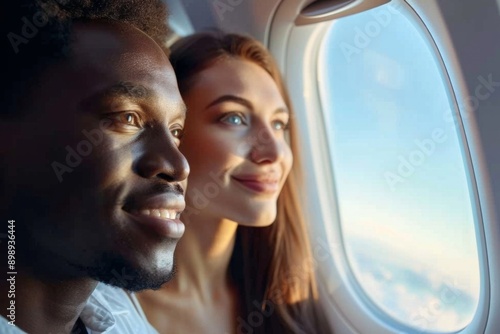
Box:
[231,175,280,194]
[123,194,185,239]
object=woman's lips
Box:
[232,176,280,194]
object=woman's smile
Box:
[231,173,281,195]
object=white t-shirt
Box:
[0,283,158,334]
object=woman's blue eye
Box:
[272,120,288,130]
[222,114,245,125]
[228,115,242,125]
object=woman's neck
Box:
[136,216,241,334]
[156,215,239,302]
[179,217,237,290]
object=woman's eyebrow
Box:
[274,107,289,115]
[205,95,253,110]
[205,95,289,115]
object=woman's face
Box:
[179,58,293,226]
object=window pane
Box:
[319,3,480,332]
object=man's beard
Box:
[74,251,176,292]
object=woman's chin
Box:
[234,210,277,227]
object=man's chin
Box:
[77,253,177,292]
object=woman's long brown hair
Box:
[170,32,328,334]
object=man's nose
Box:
[134,128,190,182]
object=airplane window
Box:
[318,3,480,332]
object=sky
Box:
[318,3,480,332]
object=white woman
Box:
[137,32,330,334]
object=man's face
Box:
[2,22,189,291]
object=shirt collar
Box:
[79,284,116,334]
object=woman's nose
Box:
[249,126,284,164]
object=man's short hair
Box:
[1,0,170,118]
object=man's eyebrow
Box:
[105,82,152,100]
[80,82,153,109]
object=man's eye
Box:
[220,113,246,126]
[102,112,144,133]
[106,112,143,128]
[120,112,141,127]
[170,126,184,147]
[171,127,184,139]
